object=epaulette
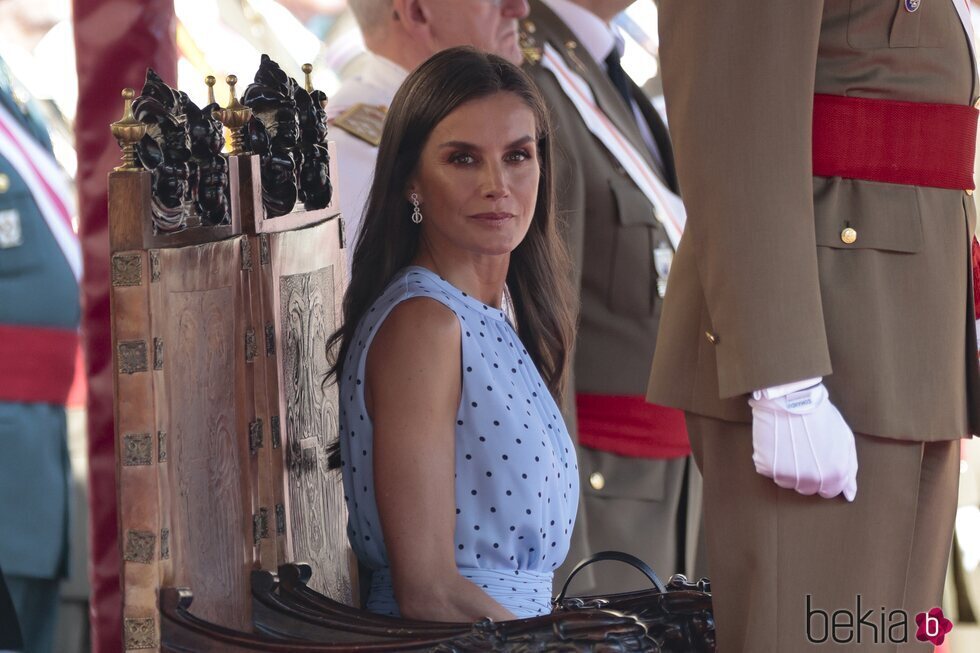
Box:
[331,103,387,147]
[520,20,543,66]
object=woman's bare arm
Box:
[366,297,517,622]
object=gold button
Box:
[841,227,857,244]
[0,173,8,194]
[705,331,718,344]
[589,472,605,491]
[968,189,975,196]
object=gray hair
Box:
[348,0,393,33]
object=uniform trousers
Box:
[4,576,59,653]
[687,413,959,652]
[562,447,703,594]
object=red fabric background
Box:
[71,2,176,650]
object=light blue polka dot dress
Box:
[338,266,579,618]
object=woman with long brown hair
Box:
[325,46,578,621]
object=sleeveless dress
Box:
[338,266,579,618]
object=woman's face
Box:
[410,91,540,262]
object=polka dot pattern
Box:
[338,267,579,618]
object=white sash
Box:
[540,43,685,250]
[0,101,81,281]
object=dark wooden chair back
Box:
[110,143,353,649]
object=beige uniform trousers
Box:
[687,414,959,652]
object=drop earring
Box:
[411,193,423,224]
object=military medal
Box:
[520,21,542,66]
[0,209,23,248]
[653,241,673,298]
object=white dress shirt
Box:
[541,0,664,172]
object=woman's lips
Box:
[469,212,515,222]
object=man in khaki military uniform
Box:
[648,1,980,650]
[523,0,701,592]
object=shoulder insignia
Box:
[563,39,587,74]
[520,20,543,66]
[331,103,387,147]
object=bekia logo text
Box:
[806,595,952,645]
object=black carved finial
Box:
[183,94,230,226]
[242,54,302,217]
[132,69,192,232]
[294,68,332,211]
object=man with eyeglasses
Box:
[329,0,530,251]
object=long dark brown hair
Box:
[326,46,575,408]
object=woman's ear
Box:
[405,183,421,204]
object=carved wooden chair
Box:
[108,70,713,652]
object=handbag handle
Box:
[555,550,667,603]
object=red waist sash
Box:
[812,93,978,190]
[0,323,78,405]
[575,394,689,459]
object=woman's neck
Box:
[411,249,509,309]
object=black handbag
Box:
[553,551,716,653]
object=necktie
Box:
[604,48,633,108]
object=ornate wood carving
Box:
[161,527,170,560]
[132,69,191,233]
[153,337,164,370]
[430,613,652,652]
[249,419,263,455]
[271,415,281,449]
[275,503,285,535]
[253,508,270,543]
[112,253,143,287]
[279,264,350,601]
[167,282,249,628]
[123,433,153,466]
[245,328,257,363]
[123,616,157,650]
[158,430,167,463]
[123,530,156,564]
[149,250,161,281]
[260,234,270,265]
[265,323,276,356]
[118,340,148,374]
[241,237,252,271]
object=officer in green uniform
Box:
[0,55,80,653]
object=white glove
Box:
[748,382,858,501]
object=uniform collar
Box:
[362,52,410,93]
[541,0,618,65]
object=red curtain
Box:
[71,2,176,650]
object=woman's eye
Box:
[449,153,476,165]
[505,149,531,163]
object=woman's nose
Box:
[482,162,509,199]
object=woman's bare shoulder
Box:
[367,296,462,382]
